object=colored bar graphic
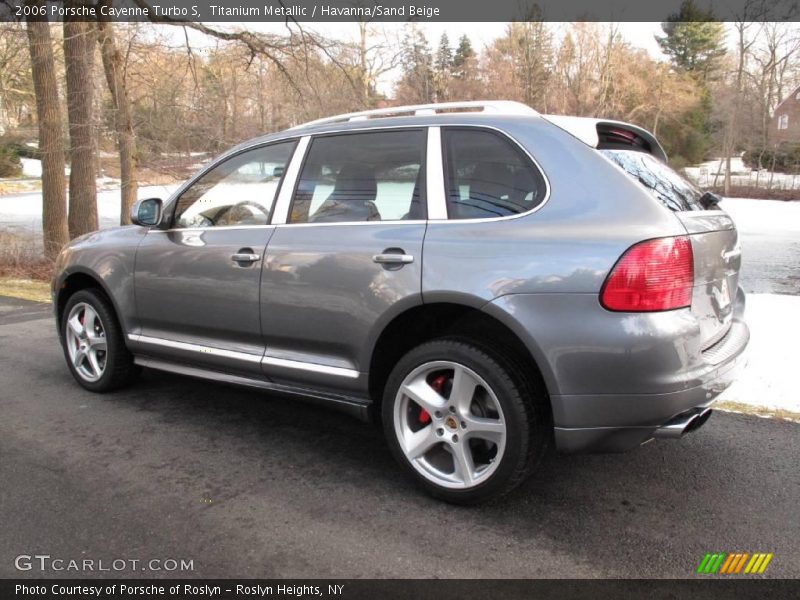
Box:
[697,553,711,574]
[734,553,749,574]
[758,554,773,574]
[745,554,763,574]
[710,553,726,573]
[719,554,735,574]
[701,552,773,575]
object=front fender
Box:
[53,226,147,335]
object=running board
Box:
[134,356,372,420]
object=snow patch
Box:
[0,184,180,231]
[720,197,800,234]
[686,158,800,193]
[20,158,41,178]
[717,293,800,413]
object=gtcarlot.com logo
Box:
[14,554,194,572]
[697,552,774,575]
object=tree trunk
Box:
[724,155,731,196]
[25,14,69,260]
[64,17,98,238]
[96,15,137,225]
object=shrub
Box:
[0,144,22,178]
[742,145,800,173]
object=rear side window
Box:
[600,149,703,212]
[289,129,426,223]
[442,128,546,219]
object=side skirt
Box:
[134,356,372,421]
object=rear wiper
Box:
[698,191,721,210]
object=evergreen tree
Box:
[656,0,726,162]
[657,0,727,83]
[452,34,475,79]
[434,33,453,101]
[436,33,453,74]
[398,27,435,103]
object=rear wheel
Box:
[60,289,139,392]
[382,338,548,504]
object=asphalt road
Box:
[737,227,800,296]
[0,297,798,579]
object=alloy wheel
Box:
[65,302,108,383]
[393,360,507,489]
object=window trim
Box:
[164,138,299,230]
[156,122,551,232]
[280,127,429,227]
[426,127,448,220]
[439,125,549,222]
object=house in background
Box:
[772,84,800,145]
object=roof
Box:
[774,84,800,115]
[212,100,667,165]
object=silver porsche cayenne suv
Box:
[53,101,749,503]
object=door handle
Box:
[231,252,261,263]
[373,253,414,265]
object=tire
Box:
[382,338,549,504]
[60,288,139,392]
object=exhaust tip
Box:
[653,408,713,439]
[685,408,712,433]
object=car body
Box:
[53,100,749,503]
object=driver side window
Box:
[173,141,296,229]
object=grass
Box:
[716,400,800,423]
[0,277,50,303]
[0,179,41,195]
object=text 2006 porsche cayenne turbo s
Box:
[53,101,748,503]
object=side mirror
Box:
[131,198,163,227]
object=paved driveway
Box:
[0,297,797,578]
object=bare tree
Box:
[63,13,98,237]
[0,24,35,134]
[749,23,800,148]
[25,9,68,259]
[97,9,137,225]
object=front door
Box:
[133,140,296,375]
[260,129,428,392]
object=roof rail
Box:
[289,100,538,130]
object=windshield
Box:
[600,149,704,212]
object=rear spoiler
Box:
[541,115,668,163]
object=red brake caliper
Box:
[418,374,447,424]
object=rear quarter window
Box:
[443,128,547,220]
[600,149,704,212]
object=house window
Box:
[778,114,789,130]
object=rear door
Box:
[133,140,296,375]
[260,128,428,392]
[600,149,741,347]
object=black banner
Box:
[3,580,800,600]
[2,0,799,23]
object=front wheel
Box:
[60,288,139,392]
[382,338,548,504]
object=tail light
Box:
[600,236,694,312]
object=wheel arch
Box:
[55,268,128,335]
[366,299,556,419]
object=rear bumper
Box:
[553,321,749,453]
[485,292,750,453]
